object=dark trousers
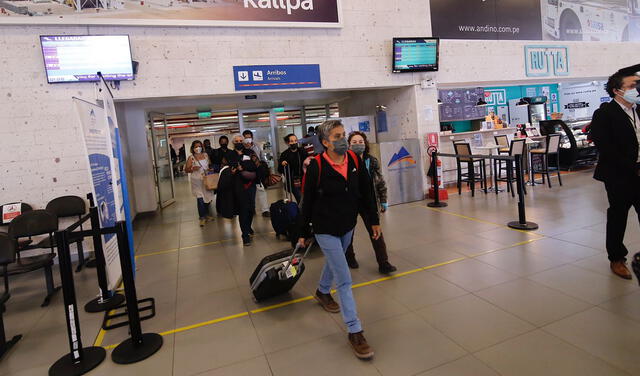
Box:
[238,185,257,239]
[604,177,640,262]
[286,184,302,203]
[345,210,388,266]
[196,198,210,219]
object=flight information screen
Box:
[393,38,439,73]
[40,35,134,83]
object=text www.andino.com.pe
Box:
[458,25,521,35]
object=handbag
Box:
[194,155,219,190]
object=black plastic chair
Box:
[0,233,21,359]
[6,210,61,307]
[453,142,487,197]
[46,196,87,272]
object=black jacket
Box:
[590,100,640,183]
[298,152,379,237]
[216,167,235,219]
[278,148,309,178]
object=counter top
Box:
[440,127,515,137]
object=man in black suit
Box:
[590,65,640,280]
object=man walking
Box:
[590,64,640,280]
[243,130,271,217]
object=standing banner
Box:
[97,76,136,272]
[74,98,122,290]
[380,139,424,205]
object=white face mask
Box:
[244,138,253,144]
[194,147,202,154]
[622,88,640,104]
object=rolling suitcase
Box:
[269,165,299,238]
[249,240,314,302]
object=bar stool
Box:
[454,142,487,197]
[495,135,510,155]
[495,139,526,197]
[530,134,563,188]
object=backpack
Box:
[301,150,359,194]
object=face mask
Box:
[234,143,244,150]
[289,144,298,150]
[332,137,349,155]
[244,138,253,144]
[351,144,366,155]
[220,143,228,149]
[622,88,640,104]
[194,147,202,154]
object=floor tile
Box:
[417,294,534,352]
[543,307,640,376]
[267,333,380,376]
[475,245,568,276]
[432,258,518,292]
[476,278,592,326]
[416,355,500,376]
[599,290,640,323]
[364,312,467,376]
[195,356,272,376]
[173,317,263,376]
[476,330,630,376]
[376,271,467,310]
[528,264,637,305]
[90,335,175,376]
[328,284,410,328]
[175,287,248,329]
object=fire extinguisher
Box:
[427,147,448,200]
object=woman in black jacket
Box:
[345,131,397,274]
[297,120,380,360]
[278,133,309,203]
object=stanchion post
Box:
[84,205,125,313]
[508,155,539,231]
[427,148,448,208]
[111,221,162,364]
[49,230,106,376]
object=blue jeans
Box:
[197,198,210,219]
[315,229,361,334]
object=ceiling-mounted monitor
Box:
[40,35,134,83]
[392,37,439,73]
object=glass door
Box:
[148,112,176,208]
[239,109,276,169]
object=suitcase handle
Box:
[282,239,315,277]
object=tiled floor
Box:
[3,170,640,375]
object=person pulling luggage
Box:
[345,131,397,274]
[278,133,308,203]
[297,120,380,360]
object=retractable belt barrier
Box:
[49,203,162,376]
[428,149,539,231]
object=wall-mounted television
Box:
[392,37,439,73]
[40,35,134,83]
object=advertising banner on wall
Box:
[559,81,609,121]
[0,0,341,27]
[74,98,123,290]
[430,0,638,42]
[380,139,424,205]
[438,88,486,122]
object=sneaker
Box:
[378,262,397,275]
[262,211,271,218]
[199,219,206,227]
[346,254,359,269]
[314,289,340,313]
[249,229,255,237]
[348,331,374,359]
[243,236,252,246]
[205,215,215,222]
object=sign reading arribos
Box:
[525,45,569,77]
[233,64,321,91]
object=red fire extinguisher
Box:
[427,147,448,201]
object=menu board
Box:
[439,88,487,122]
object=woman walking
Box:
[346,131,397,274]
[297,120,381,359]
[185,140,214,226]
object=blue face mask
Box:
[622,88,640,104]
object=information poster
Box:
[439,88,486,122]
[1,203,21,224]
[74,98,122,290]
[380,139,424,205]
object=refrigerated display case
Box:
[540,119,598,169]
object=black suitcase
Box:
[249,241,314,302]
[270,165,299,238]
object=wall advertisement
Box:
[0,0,341,27]
[430,0,640,42]
[380,139,424,206]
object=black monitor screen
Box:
[393,38,439,73]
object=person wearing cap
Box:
[590,65,640,280]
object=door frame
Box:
[148,111,176,209]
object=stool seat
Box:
[498,147,509,153]
[530,148,546,154]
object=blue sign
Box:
[233,64,321,91]
[358,121,370,132]
[525,45,569,77]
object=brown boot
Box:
[348,331,374,359]
[315,290,340,313]
[611,261,632,280]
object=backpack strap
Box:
[301,154,323,194]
